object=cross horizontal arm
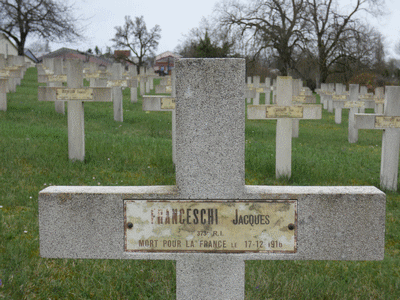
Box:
[38,87,112,102]
[38,74,67,83]
[107,79,137,88]
[38,185,385,261]
[142,95,175,111]
[247,105,322,120]
[355,113,400,129]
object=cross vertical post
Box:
[0,78,7,111]
[276,77,293,178]
[348,84,360,143]
[175,58,246,299]
[374,87,384,114]
[53,59,66,114]
[67,60,86,161]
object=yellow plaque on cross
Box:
[124,200,297,253]
[375,116,400,128]
[161,98,176,109]
[266,106,303,118]
[56,88,94,100]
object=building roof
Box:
[40,47,115,65]
[0,33,36,64]
[114,50,131,58]
[24,49,39,63]
[155,51,182,62]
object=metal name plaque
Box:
[124,200,297,253]
[375,116,400,128]
[56,88,94,100]
[266,106,303,118]
[107,80,128,87]
[161,98,176,109]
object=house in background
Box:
[154,51,182,75]
[40,47,114,67]
[0,33,37,66]
[114,50,131,61]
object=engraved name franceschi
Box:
[151,208,270,226]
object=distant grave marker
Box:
[142,70,177,162]
[38,60,112,161]
[0,78,8,111]
[355,86,400,191]
[374,87,385,114]
[248,76,322,178]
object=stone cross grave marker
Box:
[1,62,22,94]
[107,63,125,122]
[248,76,322,178]
[123,65,139,103]
[155,76,172,94]
[143,70,176,162]
[331,83,348,124]
[38,58,67,114]
[100,63,138,122]
[327,83,346,113]
[38,60,112,161]
[292,78,303,138]
[358,86,375,113]
[139,66,147,95]
[271,78,277,103]
[355,86,400,191]
[5,55,26,88]
[374,87,385,114]
[347,84,363,143]
[0,77,8,111]
[245,76,271,105]
[332,84,363,142]
[39,59,385,300]
[319,83,333,110]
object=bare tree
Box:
[112,16,161,73]
[218,0,309,76]
[394,40,400,57]
[305,0,385,85]
[371,31,386,74]
[0,0,83,55]
[27,40,51,54]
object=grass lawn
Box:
[0,68,399,299]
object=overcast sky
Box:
[46,0,400,58]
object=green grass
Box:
[0,69,399,299]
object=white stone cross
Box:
[0,65,22,93]
[331,83,348,124]
[355,86,400,191]
[142,71,177,162]
[38,59,385,300]
[0,77,8,111]
[38,60,112,161]
[155,76,173,94]
[292,78,303,138]
[327,83,346,113]
[374,87,385,114]
[331,84,363,142]
[123,65,139,103]
[38,58,67,114]
[4,55,26,87]
[106,63,137,122]
[248,76,322,178]
[142,95,176,162]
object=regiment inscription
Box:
[124,200,297,253]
